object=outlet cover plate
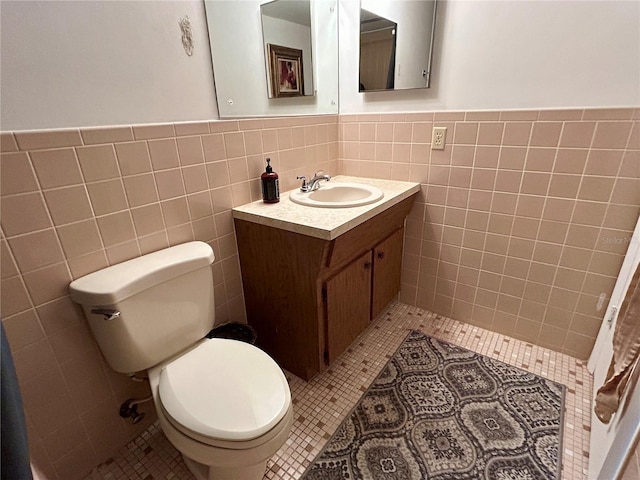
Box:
[432,126,447,150]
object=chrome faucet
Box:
[297,171,331,192]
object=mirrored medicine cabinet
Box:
[203,0,438,117]
[359,0,437,92]
[203,0,338,118]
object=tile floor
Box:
[85,301,592,480]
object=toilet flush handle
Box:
[90,308,121,321]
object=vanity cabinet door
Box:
[371,228,404,319]
[324,250,373,364]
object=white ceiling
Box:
[261,0,311,27]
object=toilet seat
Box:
[158,338,291,442]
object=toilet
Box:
[69,241,293,480]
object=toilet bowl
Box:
[149,339,293,480]
[68,242,293,480]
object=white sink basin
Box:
[289,182,384,208]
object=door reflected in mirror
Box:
[359,0,437,92]
[261,0,314,98]
[359,10,397,91]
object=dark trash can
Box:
[206,322,257,345]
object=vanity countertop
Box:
[232,176,421,240]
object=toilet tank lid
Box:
[69,241,214,306]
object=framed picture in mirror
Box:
[267,44,304,97]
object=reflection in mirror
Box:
[261,0,314,98]
[203,0,338,118]
[359,10,397,91]
[359,0,437,92]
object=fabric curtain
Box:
[1,322,33,480]
[595,263,640,423]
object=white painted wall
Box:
[2,0,637,131]
[262,16,314,96]
[0,0,218,131]
[340,0,640,113]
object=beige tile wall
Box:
[1,107,638,478]
[0,116,339,479]
[339,108,639,360]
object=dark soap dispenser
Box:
[261,158,280,203]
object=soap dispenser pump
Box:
[261,158,280,203]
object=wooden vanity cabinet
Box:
[234,195,415,380]
[324,227,404,364]
[324,249,372,365]
[372,228,404,319]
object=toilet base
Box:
[182,456,207,480]
[183,455,267,480]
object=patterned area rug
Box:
[301,330,565,480]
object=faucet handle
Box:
[312,170,324,179]
[297,175,309,192]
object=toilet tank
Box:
[69,242,215,374]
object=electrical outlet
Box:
[432,126,447,150]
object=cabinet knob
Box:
[377,251,385,260]
[364,261,372,269]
